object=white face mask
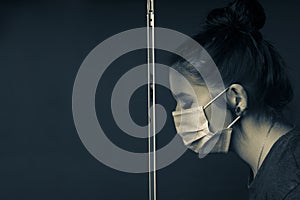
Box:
[172,88,241,158]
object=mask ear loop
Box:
[227,115,241,129]
[203,88,229,110]
[203,87,242,129]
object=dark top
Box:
[248,128,300,199]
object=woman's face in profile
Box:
[169,69,234,128]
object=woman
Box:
[170,0,300,199]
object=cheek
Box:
[204,107,234,130]
[194,87,211,106]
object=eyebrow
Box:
[173,92,193,98]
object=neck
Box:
[232,115,292,177]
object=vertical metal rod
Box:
[147,0,156,200]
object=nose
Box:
[175,102,180,112]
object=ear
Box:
[226,84,248,116]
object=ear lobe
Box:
[226,84,248,116]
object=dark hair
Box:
[172,0,293,119]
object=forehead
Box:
[169,69,211,103]
[169,69,192,94]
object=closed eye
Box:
[174,92,194,109]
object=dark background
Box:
[1,0,299,199]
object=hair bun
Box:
[205,0,266,32]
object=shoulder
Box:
[268,128,300,199]
[249,128,300,200]
[285,129,300,167]
[284,182,300,200]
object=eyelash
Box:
[177,97,194,109]
[181,101,193,109]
